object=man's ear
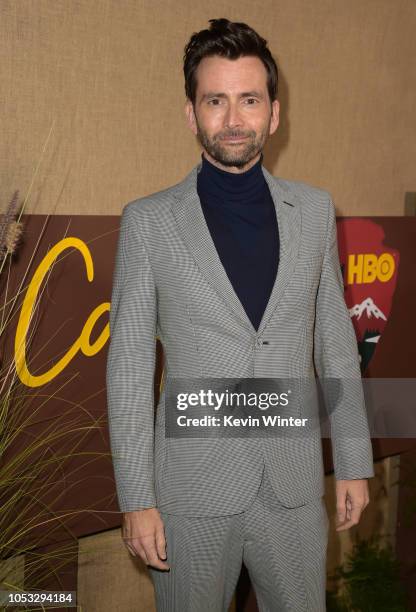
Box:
[184,99,198,136]
[269,99,280,136]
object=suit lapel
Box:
[258,166,302,336]
[171,161,302,338]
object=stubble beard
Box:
[194,114,271,170]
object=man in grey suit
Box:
[106,18,374,612]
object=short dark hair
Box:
[183,18,278,106]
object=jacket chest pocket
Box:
[282,253,323,308]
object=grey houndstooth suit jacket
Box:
[106,160,374,516]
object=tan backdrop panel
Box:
[77,528,236,612]
[1,0,415,217]
[77,529,157,612]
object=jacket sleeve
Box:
[106,204,157,512]
[313,196,374,480]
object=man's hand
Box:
[122,507,170,570]
[335,479,369,531]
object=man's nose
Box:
[224,103,243,129]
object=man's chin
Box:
[210,147,258,168]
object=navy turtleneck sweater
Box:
[196,153,279,332]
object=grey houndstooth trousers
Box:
[148,464,329,611]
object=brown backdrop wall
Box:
[1,0,415,217]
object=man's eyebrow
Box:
[200,91,264,101]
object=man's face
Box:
[185,55,279,172]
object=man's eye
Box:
[245,98,258,104]
[208,99,221,105]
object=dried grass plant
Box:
[0,184,116,609]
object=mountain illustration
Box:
[349,297,387,322]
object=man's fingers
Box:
[124,537,148,564]
[156,527,167,561]
[335,480,370,531]
[121,509,170,570]
[134,540,149,565]
[336,514,361,531]
[141,534,170,570]
[336,501,347,524]
[336,498,366,531]
[345,497,353,521]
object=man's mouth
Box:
[221,136,249,142]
